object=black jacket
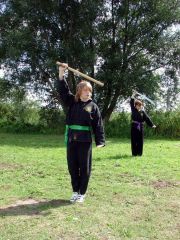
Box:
[130,98,154,127]
[56,78,105,146]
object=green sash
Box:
[65,124,91,144]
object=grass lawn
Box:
[0,133,179,240]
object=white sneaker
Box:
[76,194,86,203]
[69,192,79,203]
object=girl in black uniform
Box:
[130,90,156,156]
[56,63,105,203]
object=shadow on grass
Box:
[0,199,71,217]
[94,154,132,161]
[109,154,132,160]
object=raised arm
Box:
[130,90,137,112]
[55,64,74,107]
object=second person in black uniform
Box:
[130,90,156,156]
[56,63,105,203]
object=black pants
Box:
[67,141,92,195]
[131,125,144,156]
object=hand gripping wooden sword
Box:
[56,61,104,87]
[133,89,155,105]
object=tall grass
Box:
[105,112,131,138]
[105,111,180,138]
[145,111,180,138]
[0,102,65,134]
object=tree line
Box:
[0,0,179,121]
[0,101,179,138]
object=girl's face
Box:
[136,105,142,111]
[80,86,92,102]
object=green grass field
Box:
[0,133,179,240]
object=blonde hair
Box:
[75,80,92,101]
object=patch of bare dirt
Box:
[174,144,180,148]
[0,162,21,170]
[175,223,180,230]
[10,199,40,207]
[152,180,180,189]
[0,184,12,190]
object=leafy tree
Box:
[0,0,179,121]
[159,68,180,110]
[0,0,102,102]
[95,0,179,120]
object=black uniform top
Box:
[130,98,154,127]
[56,78,105,146]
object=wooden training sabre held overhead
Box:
[56,61,104,87]
[133,89,155,105]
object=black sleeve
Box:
[143,111,154,127]
[91,105,105,146]
[55,78,74,107]
[130,98,136,112]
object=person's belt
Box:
[65,124,91,144]
[132,121,143,131]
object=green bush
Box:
[105,111,180,138]
[0,102,65,134]
[38,107,65,134]
[105,112,131,138]
[0,102,179,138]
[144,110,180,138]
